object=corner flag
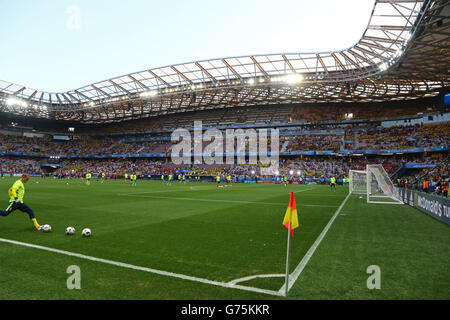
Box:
[282,191,299,236]
[282,191,299,297]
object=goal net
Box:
[349,170,367,195]
[366,164,403,204]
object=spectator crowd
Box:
[1,121,448,197]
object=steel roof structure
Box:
[0,0,449,123]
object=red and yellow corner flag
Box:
[282,191,299,236]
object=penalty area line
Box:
[0,237,283,297]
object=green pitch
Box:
[0,177,448,299]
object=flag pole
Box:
[284,219,292,297]
[283,191,297,297]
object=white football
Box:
[82,228,91,237]
[42,224,52,232]
[65,226,75,235]
[359,196,363,199]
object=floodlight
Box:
[140,90,158,98]
[6,97,27,108]
[284,73,303,85]
[379,63,388,72]
[404,31,411,41]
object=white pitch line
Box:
[293,193,348,197]
[0,237,282,297]
[118,186,315,197]
[278,192,351,295]
[118,187,315,196]
[116,194,338,208]
[294,188,316,193]
[117,189,185,196]
[228,273,285,285]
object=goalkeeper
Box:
[0,174,42,230]
[330,176,336,191]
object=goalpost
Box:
[349,165,403,204]
[349,170,367,195]
[366,164,403,204]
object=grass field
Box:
[0,176,448,300]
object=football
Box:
[65,226,75,235]
[82,228,91,237]
[42,224,51,232]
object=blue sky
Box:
[0,0,375,92]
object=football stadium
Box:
[0,0,449,305]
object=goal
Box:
[349,169,367,195]
[366,164,403,204]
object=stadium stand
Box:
[1,107,448,197]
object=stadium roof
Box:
[0,0,449,123]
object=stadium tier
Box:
[0,0,448,302]
[1,108,448,196]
